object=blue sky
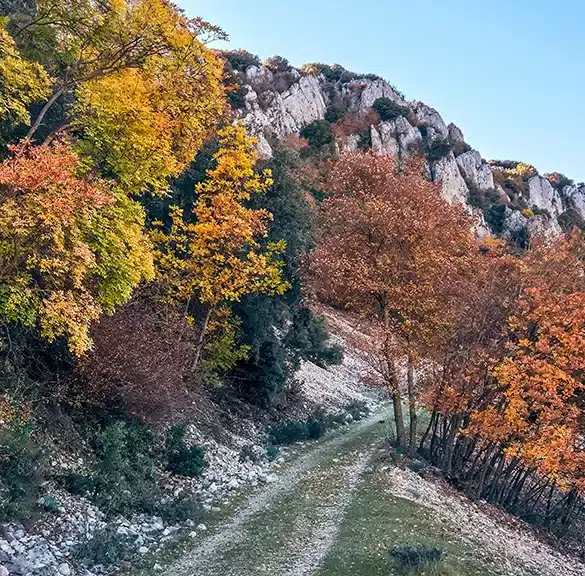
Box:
[182,1,585,181]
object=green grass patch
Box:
[316,469,504,576]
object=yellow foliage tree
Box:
[152,124,288,368]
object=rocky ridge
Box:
[232,58,585,241]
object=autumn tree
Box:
[3,0,226,197]
[310,152,474,452]
[152,124,289,370]
[0,142,153,355]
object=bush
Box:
[156,497,202,523]
[344,401,370,421]
[299,120,334,149]
[265,55,292,73]
[227,83,247,110]
[91,421,159,516]
[74,525,134,567]
[59,472,96,497]
[223,49,261,72]
[266,445,280,460]
[165,424,207,478]
[357,129,372,150]
[391,545,442,568]
[372,97,410,122]
[0,421,47,522]
[545,172,574,191]
[451,140,471,156]
[268,420,308,445]
[426,138,451,162]
[325,104,344,124]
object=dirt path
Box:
[161,413,390,576]
[154,411,585,576]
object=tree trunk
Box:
[192,305,213,372]
[407,353,417,457]
[392,390,406,451]
[419,410,436,453]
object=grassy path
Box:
[139,410,584,576]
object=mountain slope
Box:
[226,54,585,241]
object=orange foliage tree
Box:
[309,152,474,452]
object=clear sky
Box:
[182,0,585,181]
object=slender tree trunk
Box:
[192,305,213,372]
[392,388,406,451]
[419,410,436,453]
[443,414,461,476]
[407,352,417,457]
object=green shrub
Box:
[559,208,585,233]
[227,84,247,110]
[266,445,280,460]
[165,424,207,478]
[391,545,442,569]
[0,421,47,522]
[372,97,410,122]
[426,138,451,162]
[223,49,261,72]
[452,140,471,156]
[59,472,96,497]
[357,129,372,150]
[74,525,133,567]
[268,420,308,445]
[344,401,370,421]
[156,497,202,523]
[299,120,334,149]
[91,421,159,516]
[324,104,343,124]
[306,407,329,440]
[265,55,292,73]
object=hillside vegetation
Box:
[1,2,585,575]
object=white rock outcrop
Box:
[527,176,563,217]
[456,150,495,191]
[433,152,470,205]
[448,122,465,144]
[371,117,422,158]
[564,185,585,218]
[412,102,449,139]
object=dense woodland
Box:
[2,0,585,556]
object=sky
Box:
[182,1,585,181]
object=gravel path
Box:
[161,413,390,576]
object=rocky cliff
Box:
[226,55,585,241]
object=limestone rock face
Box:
[456,150,495,192]
[233,58,578,239]
[412,102,449,139]
[354,78,405,111]
[528,214,562,238]
[563,185,585,218]
[527,176,563,217]
[448,123,465,145]
[433,152,470,205]
[502,209,529,240]
[241,73,327,156]
[371,117,422,158]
